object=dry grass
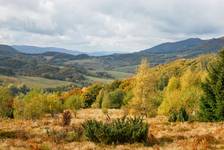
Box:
[0,109,224,150]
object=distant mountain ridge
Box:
[97,37,224,67]
[12,45,117,56]
[12,45,83,56]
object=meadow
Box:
[0,75,73,89]
[0,109,224,150]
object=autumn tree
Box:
[158,69,205,118]
[130,58,158,116]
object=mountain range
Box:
[12,45,117,56]
[1,36,224,85]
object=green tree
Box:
[82,84,102,108]
[199,49,224,121]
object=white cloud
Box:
[0,0,224,52]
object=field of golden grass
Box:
[0,109,224,150]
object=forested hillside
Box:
[65,37,224,72]
[0,45,117,86]
[1,37,224,87]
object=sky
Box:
[0,0,224,52]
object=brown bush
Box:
[62,110,72,126]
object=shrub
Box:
[62,110,72,126]
[177,107,189,122]
[92,89,104,108]
[101,89,125,109]
[101,90,110,109]
[108,89,124,108]
[13,90,45,119]
[65,95,83,110]
[0,87,14,118]
[123,90,133,105]
[82,117,148,144]
[82,84,102,108]
[42,93,63,117]
[168,111,177,122]
[168,108,189,122]
[14,90,62,119]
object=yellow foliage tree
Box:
[130,58,158,116]
[158,69,206,116]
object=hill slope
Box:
[68,37,224,73]
[0,45,123,86]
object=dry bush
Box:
[62,110,72,126]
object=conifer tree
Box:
[199,49,224,121]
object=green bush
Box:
[177,107,189,122]
[101,89,125,109]
[14,90,62,119]
[92,89,104,108]
[42,93,63,116]
[168,108,189,122]
[168,111,177,122]
[108,89,124,108]
[0,87,14,118]
[82,84,102,108]
[65,95,83,110]
[82,117,148,144]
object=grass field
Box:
[113,65,138,73]
[84,75,114,83]
[0,109,223,150]
[0,70,133,89]
[0,75,73,88]
[105,70,133,79]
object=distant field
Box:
[0,69,134,89]
[113,65,137,73]
[84,75,113,83]
[105,70,133,79]
[0,75,73,88]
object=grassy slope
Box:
[0,75,73,88]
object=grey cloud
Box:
[0,0,224,52]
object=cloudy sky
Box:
[0,0,224,52]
